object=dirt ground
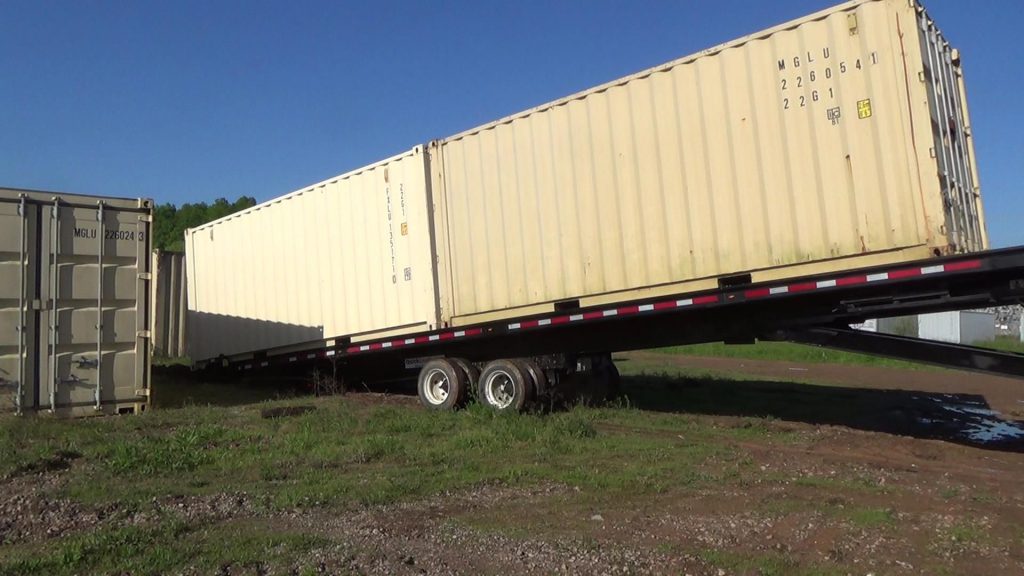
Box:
[621,351,1024,449]
[313,355,1024,575]
[4,355,1023,575]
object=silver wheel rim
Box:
[423,368,450,405]
[484,370,516,409]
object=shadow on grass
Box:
[151,361,425,410]
[152,365,308,409]
[619,371,1024,453]
[151,357,1023,453]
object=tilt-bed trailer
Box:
[208,246,1024,411]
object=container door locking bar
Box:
[95,202,104,410]
[16,195,27,414]
[766,327,1024,380]
[49,198,60,412]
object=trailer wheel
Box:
[602,358,618,399]
[478,359,532,412]
[576,355,620,405]
[417,359,467,410]
[450,358,480,401]
[514,358,547,399]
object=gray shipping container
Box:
[0,187,152,416]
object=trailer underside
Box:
[204,246,1024,409]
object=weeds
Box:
[698,548,842,576]
[0,516,328,576]
[103,424,231,476]
[312,362,345,397]
[654,341,929,370]
[844,507,896,528]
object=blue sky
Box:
[2,0,1021,247]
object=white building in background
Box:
[919,311,995,345]
[854,310,995,345]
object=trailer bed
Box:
[208,246,1024,382]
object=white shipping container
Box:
[918,310,995,345]
[186,148,439,362]
[0,188,152,415]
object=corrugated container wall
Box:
[186,148,439,362]
[0,188,152,416]
[918,310,994,345]
[185,0,987,364]
[151,250,187,358]
[431,0,986,325]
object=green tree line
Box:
[152,196,257,252]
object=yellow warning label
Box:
[401,222,408,236]
[857,99,872,119]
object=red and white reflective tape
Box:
[744,259,982,299]
[235,258,983,365]
[508,294,720,331]
[346,327,484,354]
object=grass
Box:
[0,516,332,576]
[0,388,776,573]
[792,475,888,494]
[979,336,1024,354]
[652,336,1024,369]
[3,358,840,575]
[149,364,300,408]
[697,549,842,576]
[844,507,896,528]
[760,496,896,529]
[3,349,1007,574]
[652,341,930,369]
[0,393,750,511]
[948,520,990,546]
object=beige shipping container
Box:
[185,0,987,364]
[0,188,152,416]
[431,0,986,326]
[186,147,439,362]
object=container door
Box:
[0,196,37,413]
[39,200,150,413]
[917,10,985,252]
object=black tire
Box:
[417,359,468,411]
[577,355,618,406]
[450,357,481,402]
[514,358,546,399]
[604,359,622,400]
[478,359,533,412]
